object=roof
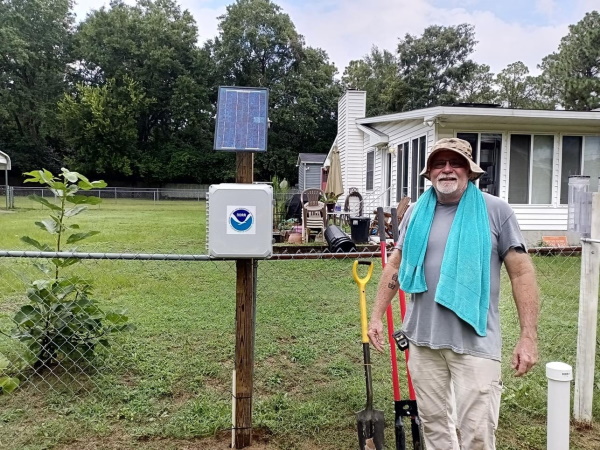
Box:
[297,153,327,165]
[0,150,11,170]
[356,124,388,146]
[356,105,600,127]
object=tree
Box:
[455,63,496,104]
[495,61,554,109]
[58,77,151,176]
[0,0,74,173]
[342,47,400,116]
[68,0,215,182]
[539,11,600,110]
[208,0,303,87]
[206,0,340,183]
[396,24,480,110]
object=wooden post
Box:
[574,192,600,423]
[233,152,256,448]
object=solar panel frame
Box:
[213,86,269,152]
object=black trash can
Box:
[324,225,356,253]
[350,217,370,243]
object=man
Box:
[367,138,539,450]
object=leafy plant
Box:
[8,169,134,372]
[321,192,340,204]
[0,353,20,394]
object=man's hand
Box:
[367,318,386,352]
[511,335,538,376]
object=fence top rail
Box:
[581,238,600,244]
[10,187,208,193]
[0,250,383,261]
[0,250,212,261]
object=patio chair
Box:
[301,188,326,243]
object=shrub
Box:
[7,169,134,373]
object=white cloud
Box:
[282,0,572,75]
[71,0,589,76]
[182,3,227,43]
[281,0,435,73]
[535,0,558,18]
[427,8,568,74]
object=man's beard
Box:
[435,178,459,195]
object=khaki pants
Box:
[407,344,502,450]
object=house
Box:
[326,90,600,244]
[297,153,327,191]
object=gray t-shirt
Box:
[397,192,525,361]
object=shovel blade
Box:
[356,408,385,450]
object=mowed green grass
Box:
[0,198,599,449]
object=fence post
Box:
[574,192,600,423]
[233,152,255,449]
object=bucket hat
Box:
[420,137,485,181]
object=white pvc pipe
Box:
[547,362,573,450]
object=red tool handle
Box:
[377,208,402,402]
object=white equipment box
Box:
[207,184,273,258]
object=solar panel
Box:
[214,86,269,152]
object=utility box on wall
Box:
[207,184,273,258]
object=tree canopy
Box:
[64,0,214,182]
[397,24,480,110]
[0,0,74,171]
[539,11,600,110]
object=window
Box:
[366,150,374,191]
[410,136,426,201]
[396,142,409,201]
[508,134,554,204]
[584,137,600,193]
[384,151,392,206]
[457,132,502,196]
[560,136,600,203]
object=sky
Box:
[71,0,600,76]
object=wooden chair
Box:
[301,188,326,243]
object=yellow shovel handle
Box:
[352,260,374,343]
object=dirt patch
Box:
[56,428,288,450]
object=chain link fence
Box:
[0,197,597,448]
[3,186,211,206]
[0,245,584,393]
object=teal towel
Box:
[399,183,492,336]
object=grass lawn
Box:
[0,198,599,449]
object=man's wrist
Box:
[519,330,538,341]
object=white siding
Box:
[338,91,366,205]
[365,120,431,209]
[512,205,568,231]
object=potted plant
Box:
[321,192,340,213]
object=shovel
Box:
[353,260,385,450]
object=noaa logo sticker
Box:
[227,206,256,234]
